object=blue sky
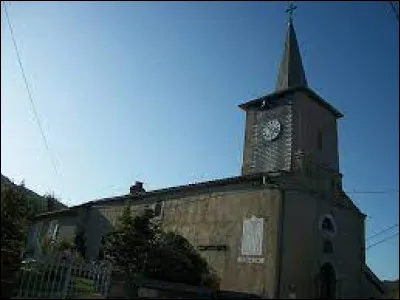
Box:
[1,1,398,280]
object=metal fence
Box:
[11,254,112,299]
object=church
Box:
[27,6,386,299]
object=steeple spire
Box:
[275,2,308,91]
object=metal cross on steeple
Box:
[275,1,307,91]
[285,2,297,23]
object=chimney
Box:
[130,181,145,194]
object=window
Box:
[317,130,323,151]
[52,223,59,240]
[47,220,59,242]
[154,202,162,217]
[319,214,337,237]
[322,218,334,233]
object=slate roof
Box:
[238,19,343,119]
[33,172,276,219]
[363,265,385,294]
[238,85,343,119]
[275,20,308,91]
[33,170,365,221]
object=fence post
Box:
[50,255,61,298]
[61,255,72,299]
[17,267,28,297]
[55,255,65,298]
[44,256,56,298]
[103,262,112,298]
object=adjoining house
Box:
[383,280,399,299]
[362,265,387,299]
[25,5,386,299]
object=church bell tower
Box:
[239,4,343,179]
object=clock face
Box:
[262,119,281,141]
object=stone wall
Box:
[161,185,281,296]
[279,181,365,298]
[106,269,263,299]
[292,91,340,172]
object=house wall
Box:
[84,199,164,260]
[27,213,79,258]
[362,273,385,299]
[84,207,114,260]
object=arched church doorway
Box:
[319,263,336,299]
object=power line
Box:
[388,1,399,23]
[2,2,61,178]
[367,223,399,241]
[367,232,399,250]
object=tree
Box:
[104,204,157,275]
[1,179,68,268]
[55,238,75,253]
[145,232,220,287]
[44,194,56,212]
[1,184,39,288]
[103,203,219,288]
[1,185,35,253]
[43,193,63,212]
[74,225,87,260]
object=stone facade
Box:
[161,183,281,295]
[291,90,341,173]
[278,176,366,298]
[26,171,383,298]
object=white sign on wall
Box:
[240,215,264,256]
[237,256,265,264]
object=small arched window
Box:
[322,218,335,233]
[319,214,337,237]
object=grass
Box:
[71,277,96,294]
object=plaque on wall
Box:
[240,215,264,256]
[237,256,265,264]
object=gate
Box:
[11,254,112,299]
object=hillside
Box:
[1,174,67,213]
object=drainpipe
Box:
[262,175,285,299]
[275,188,285,299]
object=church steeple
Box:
[239,2,343,177]
[275,3,308,91]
